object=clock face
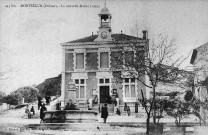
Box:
[101,31,107,39]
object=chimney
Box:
[142,30,148,39]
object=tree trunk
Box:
[157,116,160,123]
[146,114,151,135]
[153,102,156,124]
[153,86,156,124]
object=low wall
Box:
[43,110,98,123]
[0,103,10,111]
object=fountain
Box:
[43,83,98,123]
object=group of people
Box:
[25,94,132,124]
[100,102,131,124]
[115,103,131,116]
[25,94,50,123]
[38,95,51,110]
[25,106,35,118]
[124,103,131,116]
[38,95,50,123]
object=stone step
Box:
[25,123,120,131]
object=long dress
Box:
[101,106,108,118]
[124,103,128,112]
[40,106,47,120]
[127,107,131,116]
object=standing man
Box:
[40,103,47,123]
[37,96,42,110]
[45,94,51,105]
[101,103,108,123]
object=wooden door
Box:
[100,86,109,103]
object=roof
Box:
[65,34,143,43]
[195,42,208,51]
[100,7,110,15]
[190,42,208,64]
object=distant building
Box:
[60,5,149,113]
[190,42,208,122]
[153,69,193,100]
[190,42,208,100]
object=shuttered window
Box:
[76,53,84,69]
[100,52,109,68]
[125,51,134,65]
[125,85,130,97]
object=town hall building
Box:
[60,6,149,113]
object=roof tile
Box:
[66,34,142,43]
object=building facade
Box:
[190,42,208,122]
[60,6,149,112]
[190,42,208,100]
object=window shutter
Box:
[131,85,136,97]
[125,85,130,97]
[100,52,109,68]
[76,53,84,69]
[80,86,85,98]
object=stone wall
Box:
[65,53,74,71]
[64,73,73,101]
[86,72,98,100]
[86,52,98,70]
[111,71,123,104]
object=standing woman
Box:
[127,106,131,116]
[40,103,47,123]
[101,103,108,123]
[124,103,128,113]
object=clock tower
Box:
[94,5,113,42]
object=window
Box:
[111,51,123,69]
[99,78,110,84]
[105,78,110,83]
[76,53,84,69]
[124,78,136,98]
[125,51,134,65]
[100,52,109,68]
[75,79,85,98]
[99,79,104,84]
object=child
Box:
[116,108,121,116]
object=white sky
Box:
[0,0,208,94]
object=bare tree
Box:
[112,33,186,134]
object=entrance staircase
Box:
[44,97,115,114]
